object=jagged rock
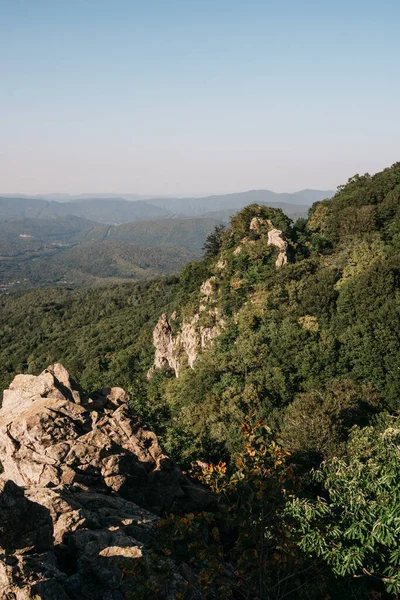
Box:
[148,309,223,378]
[147,213,288,379]
[148,271,225,378]
[200,276,215,301]
[266,220,288,267]
[0,481,159,599]
[0,365,210,599]
[237,217,288,267]
[0,364,209,514]
[147,313,180,378]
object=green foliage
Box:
[3,164,400,597]
[198,420,301,599]
[307,162,400,243]
[202,224,226,261]
[279,380,382,463]
[287,417,400,595]
[0,277,180,395]
[0,239,198,291]
[126,420,323,600]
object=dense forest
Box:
[0,215,220,290]
[1,163,400,598]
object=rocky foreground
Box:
[0,364,210,599]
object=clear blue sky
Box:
[1,0,399,195]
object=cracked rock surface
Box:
[0,364,210,599]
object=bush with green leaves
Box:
[287,417,400,595]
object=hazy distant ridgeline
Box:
[139,188,335,216]
[0,197,170,223]
[0,188,334,291]
[0,188,334,224]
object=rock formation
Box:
[147,310,223,378]
[0,364,210,599]
[148,212,289,380]
[147,276,224,378]
[235,216,288,267]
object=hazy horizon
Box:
[0,187,336,200]
[2,1,399,195]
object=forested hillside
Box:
[0,216,215,289]
[0,240,198,290]
[1,163,400,597]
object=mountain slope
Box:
[0,188,334,223]
[0,215,99,245]
[101,217,220,252]
[1,165,400,600]
[1,163,399,462]
[0,241,198,290]
[203,202,310,223]
[142,163,400,460]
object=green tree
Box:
[287,417,400,595]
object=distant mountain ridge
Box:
[0,189,335,205]
[0,188,334,224]
[0,197,170,223]
[0,188,334,291]
[140,188,335,215]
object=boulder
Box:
[0,363,209,514]
[0,364,211,599]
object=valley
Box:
[0,188,332,290]
[1,165,400,598]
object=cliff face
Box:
[148,211,289,379]
[0,364,210,599]
[147,279,224,378]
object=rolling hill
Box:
[0,240,198,291]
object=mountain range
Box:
[1,163,400,598]
[0,188,334,291]
[0,188,334,223]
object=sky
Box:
[1,0,399,196]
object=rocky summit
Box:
[0,364,210,599]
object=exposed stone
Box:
[0,365,211,599]
[147,214,288,379]
[266,220,288,268]
[249,216,263,232]
[0,364,209,515]
[234,217,288,267]
[148,309,224,378]
[200,276,215,301]
[147,272,224,378]
[147,313,179,378]
[0,480,53,555]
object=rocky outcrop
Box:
[148,212,289,380]
[147,313,179,378]
[148,276,224,378]
[235,216,289,267]
[0,365,211,599]
[148,310,223,378]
